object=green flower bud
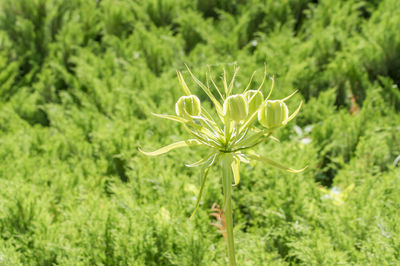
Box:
[258,100,289,129]
[244,90,264,116]
[175,95,201,120]
[223,94,248,123]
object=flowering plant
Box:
[140,66,306,265]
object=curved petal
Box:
[281,90,298,102]
[186,156,209,168]
[139,139,202,156]
[256,65,267,95]
[227,66,240,96]
[244,70,257,93]
[269,135,280,143]
[286,101,303,124]
[237,153,250,164]
[177,71,192,96]
[152,113,188,123]
[265,75,274,101]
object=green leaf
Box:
[231,156,241,185]
[190,153,218,219]
[235,130,265,147]
[189,167,209,220]
[182,124,216,148]
[139,139,202,156]
[246,153,307,173]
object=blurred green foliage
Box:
[0,0,399,265]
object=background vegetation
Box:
[0,0,399,265]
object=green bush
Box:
[0,0,399,264]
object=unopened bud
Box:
[258,100,288,129]
[244,90,263,116]
[175,95,201,120]
[223,94,248,123]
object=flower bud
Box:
[244,90,264,116]
[258,100,289,129]
[223,94,248,123]
[175,95,201,120]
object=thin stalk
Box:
[221,154,236,266]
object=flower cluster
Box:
[140,66,306,218]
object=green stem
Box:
[221,154,236,266]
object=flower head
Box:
[139,66,306,218]
[223,94,248,123]
[175,95,201,120]
[244,90,263,117]
[258,100,289,130]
